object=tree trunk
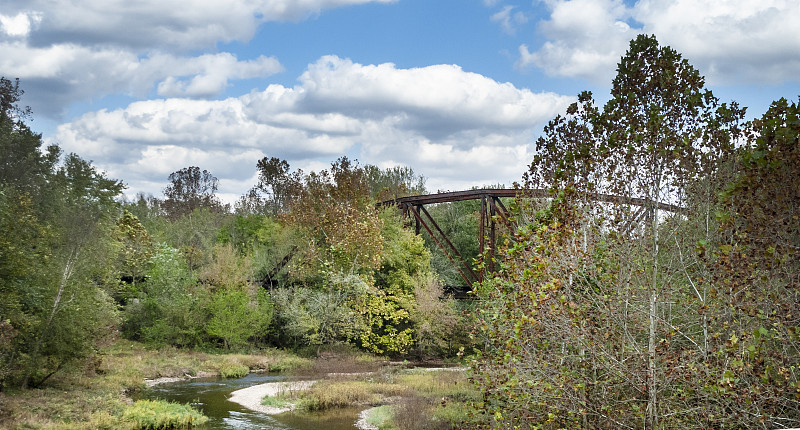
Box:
[647,195,659,429]
[21,250,76,389]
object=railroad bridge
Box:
[378,188,684,297]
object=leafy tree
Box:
[162,166,225,219]
[206,289,272,350]
[123,243,206,347]
[364,164,426,201]
[475,35,753,428]
[284,157,383,279]
[237,157,303,215]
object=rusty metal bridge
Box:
[378,188,685,295]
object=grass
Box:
[281,367,477,429]
[260,392,294,409]
[0,339,310,429]
[218,362,249,378]
[122,399,208,429]
[366,405,394,428]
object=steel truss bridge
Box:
[379,188,684,297]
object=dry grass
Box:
[0,339,310,429]
[285,366,476,430]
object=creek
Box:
[142,373,364,430]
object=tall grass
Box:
[122,400,208,429]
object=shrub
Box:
[218,362,248,379]
[122,399,208,429]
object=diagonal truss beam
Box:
[408,204,478,286]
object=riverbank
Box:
[245,367,476,429]
[0,339,476,429]
[0,339,311,429]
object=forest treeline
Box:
[0,77,477,391]
[1,33,798,429]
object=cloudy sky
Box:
[2,0,799,203]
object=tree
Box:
[364,164,426,201]
[475,35,750,428]
[237,157,303,215]
[162,166,224,219]
[0,79,125,389]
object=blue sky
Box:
[2,0,799,203]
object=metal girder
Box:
[407,204,478,286]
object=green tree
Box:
[207,289,272,350]
[475,35,750,428]
[162,166,225,219]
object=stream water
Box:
[142,373,363,429]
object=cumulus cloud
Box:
[4,0,397,50]
[517,0,634,83]
[55,57,573,200]
[0,44,282,117]
[1,0,393,118]
[0,12,42,38]
[633,0,800,84]
[519,0,800,85]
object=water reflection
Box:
[143,373,361,429]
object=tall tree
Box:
[476,35,749,428]
[0,79,123,389]
[162,166,224,219]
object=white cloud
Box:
[4,0,397,50]
[0,43,282,116]
[55,56,573,201]
[0,12,41,37]
[1,0,392,118]
[491,6,529,35]
[518,0,633,83]
[633,0,800,84]
[519,0,800,85]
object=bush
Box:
[218,362,248,379]
[122,399,208,429]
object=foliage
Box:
[238,156,304,215]
[271,275,369,348]
[284,157,383,279]
[207,288,273,350]
[162,166,225,219]
[365,164,426,201]
[0,79,125,389]
[122,399,208,429]
[470,35,799,430]
[122,244,207,348]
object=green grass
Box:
[260,393,294,409]
[218,362,249,378]
[290,368,477,429]
[122,399,208,429]
[366,405,394,429]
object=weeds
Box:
[218,362,249,378]
[122,399,208,429]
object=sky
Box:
[2,0,799,204]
